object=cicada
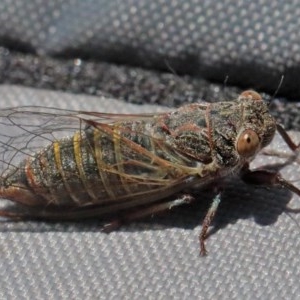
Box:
[0,90,299,255]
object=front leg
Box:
[199,192,221,256]
[240,164,300,197]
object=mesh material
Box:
[0,1,299,299]
[1,1,300,97]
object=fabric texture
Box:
[0,1,299,300]
[1,0,300,97]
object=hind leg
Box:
[0,194,196,222]
[102,194,195,232]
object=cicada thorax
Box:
[160,94,277,176]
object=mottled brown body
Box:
[1,94,275,207]
[0,91,299,255]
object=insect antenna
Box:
[222,75,229,97]
[164,59,190,92]
[164,59,178,77]
[268,75,284,107]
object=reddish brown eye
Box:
[238,90,262,101]
[237,129,260,157]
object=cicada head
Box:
[236,90,277,160]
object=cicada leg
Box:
[0,210,24,220]
[276,124,300,152]
[102,194,195,233]
[0,194,195,224]
[199,193,221,256]
[241,125,300,195]
[241,166,300,198]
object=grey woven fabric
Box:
[0,0,300,299]
[1,0,300,97]
[0,86,299,300]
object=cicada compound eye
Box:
[238,90,262,101]
[237,129,260,157]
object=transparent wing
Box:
[0,106,202,208]
[0,106,164,173]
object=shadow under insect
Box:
[0,172,292,236]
